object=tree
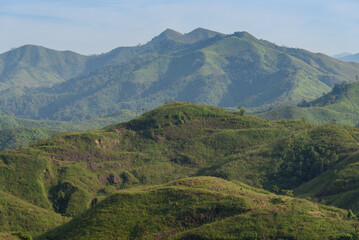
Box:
[237,106,246,116]
[271,185,280,194]
[348,209,355,219]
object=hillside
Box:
[256,81,359,126]
[39,177,355,240]
[2,103,359,237]
[1,28,359,121]
[295,152,359,210]
[0,110,136,151]
[0,191,64,239]
[0,28,223,93]
[0,45,87,93]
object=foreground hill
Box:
[2,103,359,237]
[0,191,64,239]
[257,81,359,126]
[1,28,359,121]
[39,177,355,240]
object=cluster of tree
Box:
[271,136,339,189]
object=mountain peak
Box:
[186,27,223,36]
[150,29,184,44]
[231,31,257,41]
[180,27,224,43]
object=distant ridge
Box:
[257,81,359,126]
[1,28,359,121]
[0,44,87,91]
[332,52,352,59]
[339,53,359,63]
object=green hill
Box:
[2,103,359,238]
[39,177,355,240]
[1,28,359,121]
[256,81,359,126]
[0,110,136,151]
[0,191,64,239]
[295,151,359,210]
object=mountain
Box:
[256,81,359,126]
[39,177,355,240]
[332,53,353,59]
[2,103,359,238]
[1,28,359,121]
[0,45,87,92]
[339,53,359,63]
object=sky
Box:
[1,0,359,56]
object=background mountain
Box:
[332,53,353,59]
[0,45,87,93]
[335,53,359,63]
[257,81,359,126]
[1,28,359,121]
[2,103,359,238]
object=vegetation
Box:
[1,28,359,121]
[0,190,64,238]
[0,110,136,151]
[257,81,359,126]
[2,102,359,238]
[39,177,357,240]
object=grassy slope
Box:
[295,152,359,210]
[0,190,64,238]
[39,177,355,240]
[0,110,136,151]
[256,81,359,126]
[2,102,359,238]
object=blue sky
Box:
[1,0,359,55]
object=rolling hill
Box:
[0,110,136,151]
[256,81,359,126]
[39,177,355,240]
[1,28,359,121]
[2,103,359,238]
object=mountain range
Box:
[1,28,359,121]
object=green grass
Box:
[38,177,357,240]
[0,190,64,238]
[1,102,359,238]
[0,109,136,151]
